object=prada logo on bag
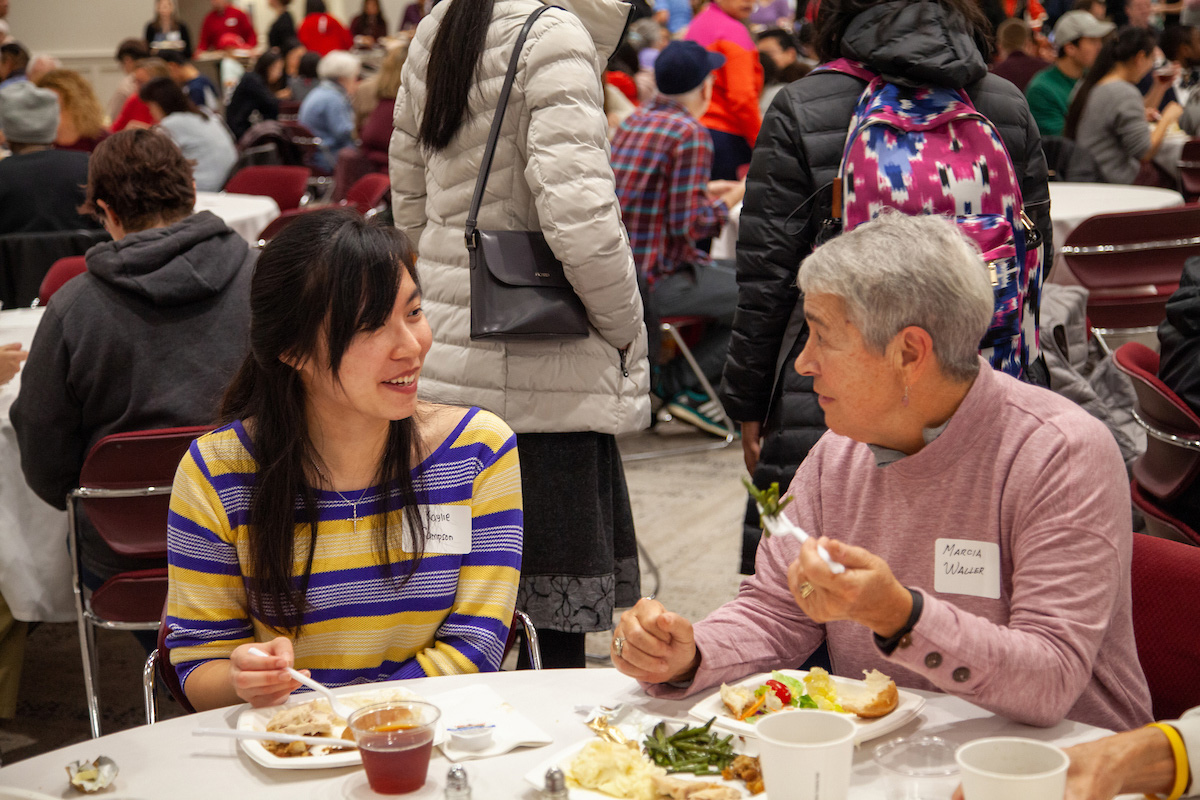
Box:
[535,272,551,278]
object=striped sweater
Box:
[166,407,522,690]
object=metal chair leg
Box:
[637,540,660,601]
[143,650,159,725]
[82,617,101,739]
[68,496,102,739]
[514,609,542,670]
[623,321,736,463]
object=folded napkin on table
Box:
[432,683,553,762]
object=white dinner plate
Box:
[236,685,442,770]
[687,669,925,743]
[523,727,753,799]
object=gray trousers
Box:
[651,259,738,399]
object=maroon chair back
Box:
[255,206,326,246]
[224,165,312,212]
[1131,532,1200,720]
[78,426,212,559]
[38,256,88,305]
[1180,139,1200,202]
[1113,343,1200,501]
[1060,205,1200,330]
[279,120,331,177]
[1132,481,1200,546]
[342,173,391,214]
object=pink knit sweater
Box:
[647,363,1152,731]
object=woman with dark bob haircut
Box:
[165,209,523,711]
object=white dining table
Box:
[0,668,1126,799]
[1048,182,1184,248]
[194,191,281,245]
[0,306,72,625]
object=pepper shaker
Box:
[543,766,568,799]
[444,764,471,800]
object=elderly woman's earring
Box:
[902,386,910,407]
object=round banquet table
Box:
[194,191,281,245]
[0,306,72,624]
[1049,182,1184,248]
[0,668,1128,799]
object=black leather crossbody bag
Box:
[464,4,589,341]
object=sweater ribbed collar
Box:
[863,359,998,475]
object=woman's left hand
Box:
[786,536,913,638]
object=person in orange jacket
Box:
[686,0,764,178]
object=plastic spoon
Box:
[247,646,357,720]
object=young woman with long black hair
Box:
[165,210,523,711]
[390,0,650,668]
[1065,26,1184,184]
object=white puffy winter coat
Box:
[389,0,651,435]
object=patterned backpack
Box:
[817,58,1043,381]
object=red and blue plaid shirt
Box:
[612,96,728,286]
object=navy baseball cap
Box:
[654,41,725,95]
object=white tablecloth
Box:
[1049,182,1184,247]
[715,183,1186,268]
[0,306,73,623]
[0,668,1120,798]
[194,191,281,245]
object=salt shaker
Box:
[444,764,471,800]
[543,766,569,799]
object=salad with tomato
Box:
[720,668,845,722]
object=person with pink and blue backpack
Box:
[721,0,1054,576]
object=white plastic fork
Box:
[193,727,357,749]
[757,505,846,574]
[247,646,357,720]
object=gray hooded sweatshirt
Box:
[11,211,255,579]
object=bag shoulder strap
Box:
[812,57,875,83]
[465,4,556,247]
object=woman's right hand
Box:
[1162,101,1184,125]
[229,636,307,707]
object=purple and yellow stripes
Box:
[166,407,522,691]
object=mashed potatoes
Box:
[568,739,667,800]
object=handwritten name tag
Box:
[403,505,471,554]
[934,538,1000,599]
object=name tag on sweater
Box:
[403,505,471,554]
[934,539,1000,599]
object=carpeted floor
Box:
[0,423,748,765]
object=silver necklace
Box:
[313,464,372,535]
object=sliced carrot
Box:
[736,695,766,721]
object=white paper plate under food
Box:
[687,669,925,743]
[236,685,442,770]
[523,737,751,800]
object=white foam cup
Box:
[955,737,1068,800]
[756,710,857,800]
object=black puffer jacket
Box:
[718,1,1053,573]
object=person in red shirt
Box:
[111,58,168,132]
[298,0,353,56]
[197,0,257,53]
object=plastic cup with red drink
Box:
[347,700,441,794]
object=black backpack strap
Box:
[464,4,556,249]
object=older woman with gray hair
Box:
[298,49,359,171]
[611,212,1152,732]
